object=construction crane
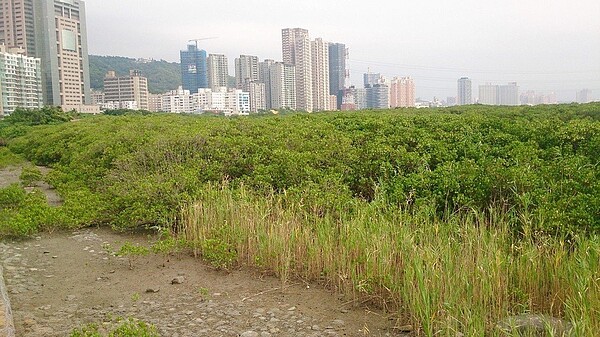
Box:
[188,37,218,48]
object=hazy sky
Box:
[85,0,600,101]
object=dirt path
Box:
[0,227,401,336]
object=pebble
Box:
[240,331,259,337]
[171,276,185,284]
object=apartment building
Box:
[103,70,149,110]
[207,54,229,89]
[311,37,330,111]
[282,28,312,111]
[0,45,42,115]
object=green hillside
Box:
[89,55,181,94]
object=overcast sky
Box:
[85,0,600,102]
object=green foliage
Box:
[116,241,150,269]
[4,103,600,237]
[200,237,237,270]
[19,165,43,186]
[70,323,101,337]
[4,106,72,126]
[0,184,54,237]
[0,148,24,168]
[0,184,26,209]
[108,318,159,337]
[89,55,180,94]
[70,318,159,337]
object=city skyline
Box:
[84,0,600,102]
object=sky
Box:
[84,0,600,102]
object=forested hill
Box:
[89,55,181,94]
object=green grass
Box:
[178,184,600,336]
[70,317,159,337]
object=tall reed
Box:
[178,184,600,336]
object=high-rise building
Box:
[0,45,42,115]
[0,0,92,110]
[390,77,415,108]
[39,0,91,108]
[341,86,368,111]
[311,37,330,111]
[246,81,266,112]
[457,77,472,105]
[328,42,347,108]
[498,82,519,106]
[103,70,149,110]
[180,44,208,92]
[207,54,229,89]
[577,89,592,103]
[259,59,275,110]
[0,0,36,55]
[282,28,312,111]
[235,55,259,89]
[269,62,296,110]
[364,72,382,87]
[479,84,498,105]
[479,82,519,106]
[366,84,390,109]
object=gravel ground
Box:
[0,228,403,337]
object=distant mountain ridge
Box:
[89,55,181,94]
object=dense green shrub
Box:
[19,165,43,186]
[4,106,72,126]
[3,103,600,235]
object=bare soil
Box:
[1,227,399,336]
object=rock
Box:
[287,306,297,311]
[145,288,160,293]
[171,276,185,284]
[240,331,259,337]
[496,314,573,336]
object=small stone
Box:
[171,276,185,284]
[145,288,160,293]
[240,331,259,337]
[287,306,296,311]
[52,256,58,259]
